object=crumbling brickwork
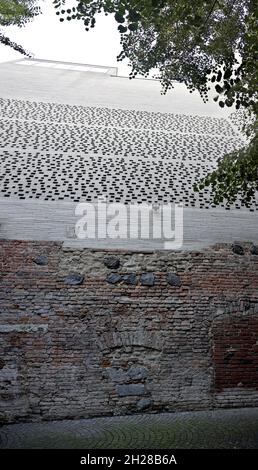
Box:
[0,240,258,423]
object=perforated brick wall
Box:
[1,98,257,210]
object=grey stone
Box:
[104,256,120,269]
[33,255,48,266]
[123,274,138,285]
[232,243,244,255]
[250,244,258,255]
[0,324,48,333]
[127,365,149,380]
[136,398,152,411]
[107,368,127,382]
[117,384,146,397]
[64,274,84,285]
[140,273,155,286]
[16,270,29,277]
[167,272,181,287]
[106,273,121,284]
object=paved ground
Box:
[1,408,258,449]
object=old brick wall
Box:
[0,240,258,423]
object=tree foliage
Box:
[55,0,258,206]
[0,1,40,56]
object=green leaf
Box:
[115,12,125,23]
[118,24,127,33]
[128,23,138,31]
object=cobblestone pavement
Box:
[1,408,258,449]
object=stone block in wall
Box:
[104,256,120,269]
[117,384,147,397]
[127,365,149,380]
[136,398,152,411]
[106,273,121,284]
[166,272,181,287]
[140,273,155,286]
